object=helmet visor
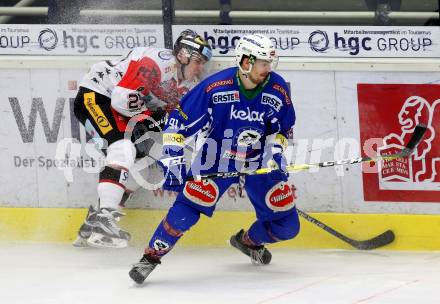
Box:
[251,55,278,71]
[180,38,212,62]
[200,45,212,61]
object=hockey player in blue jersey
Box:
[129,34,300,284]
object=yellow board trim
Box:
[1,208,440,250]
[83,92,113,135]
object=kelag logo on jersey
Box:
[230,105,264,123]
[261,93,282,112]
[212,90,240,104]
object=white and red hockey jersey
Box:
[80,47,196,118]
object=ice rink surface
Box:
[1,244,439,304]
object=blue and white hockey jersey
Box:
[162,67,295,174]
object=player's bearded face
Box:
[184,53,207,81]
[249,59,272,84]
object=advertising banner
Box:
[358,84,440,202]
[0,69,101,207]
[1,64,440,212]
[174,25,440,58]
[0,24,164,55]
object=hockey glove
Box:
[158,147,187,192]
[132,108,168,158]
[148,108,168,132]
[268,152,289,182]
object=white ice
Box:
[0,244,439,304]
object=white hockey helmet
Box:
[235,34,278,74]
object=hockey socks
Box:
[146,201,200,258]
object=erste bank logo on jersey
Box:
[212,90,240,104]
[357,83,440,202]
[261,93,282,112]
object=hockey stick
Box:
[188,124,427,181]
[296,208,394,250]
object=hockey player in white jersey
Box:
[72,30,212,248]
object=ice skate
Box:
[86,208,131,248]
[72,205,98,247]
[129,254,161,284]
[230,229,272,265]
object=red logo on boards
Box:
[357,84,440,202]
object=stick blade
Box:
[351,230,395,250]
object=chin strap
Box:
[238,63,253,76]
[177,51,191,81]
[179,60,187,81]
[238,69,259,89]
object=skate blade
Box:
[129,269,147,285]
[87,232,128,249]
[72,236,89,248]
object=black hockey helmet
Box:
[173,29,212,62]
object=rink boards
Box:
[1,52,440,250]
[1,60,440,214]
